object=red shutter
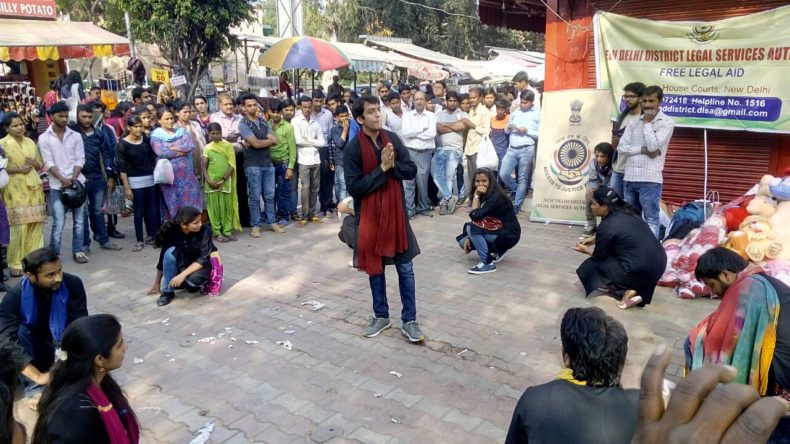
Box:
[586,0,790,202]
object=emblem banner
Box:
[530,89,614,224]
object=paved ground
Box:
[16,201,717,443]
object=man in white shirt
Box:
[385,92,403,135]
[292,96,326,226]
[617,85,674,239]
[38,102,88,263]
[400,85,414,112]
[310,91,335,214]
[401,91,437,218]
[511,71,542,113]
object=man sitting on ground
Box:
[0,248,88,388]
[505,307,638,443]
[688,247,790,398]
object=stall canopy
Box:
[332,42,447,80]
[0,19,130,61]
[364,36,466,76]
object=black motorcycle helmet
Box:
[60,181,86,208]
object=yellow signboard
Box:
[151,68,169,84]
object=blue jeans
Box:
[334,163,347,202]
[274,163,292,222]
[83,178,110,247]
[161,247,179,293]
[49,189,86,255]
[431,148,461,202]
[246,165,276,227]
[624,181,662,239]
[458,224,499,263]
[500,145,535,211]
[610,171,625,198]
[369,261,417,322]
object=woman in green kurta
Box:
[202,123,240,242]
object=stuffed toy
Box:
[723,230,749,259]
[746,175,778,218]
[763,259,790,288]
[722,196,752,232]
[737,215,782,263]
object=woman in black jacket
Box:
[150,206,217,307]
[457,168,521,274]
[574,187,667,309]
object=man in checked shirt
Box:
[616,85,675,239]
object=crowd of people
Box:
[0,69,788,442]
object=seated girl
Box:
[574,187,667,309]
[149,206,219,307]
[456,168,521,275]
[584,142,614,236]
[31,314,139,443]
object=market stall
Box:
[0,1,130,99]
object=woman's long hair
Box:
[0,344,25,444]
[592,186,641,218]
[155,206,202,248]
[474,167,508,203]
[32,314,138,444]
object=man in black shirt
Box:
[506,307,638,443]
[0,249,88,386]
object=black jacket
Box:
[0,274,88,366]
[456,191,521,255]
[157,224,217,272]
[344,129,420,266]
[70,124,116,180]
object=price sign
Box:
[151,68,169,83]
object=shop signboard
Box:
[530,89,614,224]
[0,0,57,19]
[595,5,790,133]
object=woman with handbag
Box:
[456,168,521,274]
[0,112,45,278]
[150,108,201,220]
[117,116,160,251]
[573,187,667,310]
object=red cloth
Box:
[86,381,140,444]
[356,131,408,275]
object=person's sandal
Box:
[214,235,229,243]
[226,234,237,241]
[617,295,643,310]
[10,269,23,278]
[132,242,144,252]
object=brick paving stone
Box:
[11,204,718,442]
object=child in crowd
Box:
[490,99,511,172]
[584,142,614,236]
[329,105,350,202]
[202,122,240,242]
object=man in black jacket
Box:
[0,249,88,387]
[72,104,121,252]
[506,307,638,443]
[344,96,425,343]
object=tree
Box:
[111,0,256,99]
[304,0,543,59]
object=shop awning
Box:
[0,19,130,62]
[332,42,447,80]
[365,37,465,71]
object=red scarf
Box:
[357,131,408,275]
[86,381,140,444]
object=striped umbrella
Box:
[258,36,351,71]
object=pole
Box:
[311,70,315,92]
[703,128,709,219]
[353,70,357,92]
[124,11,136,58]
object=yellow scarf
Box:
[556,368,587,386]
